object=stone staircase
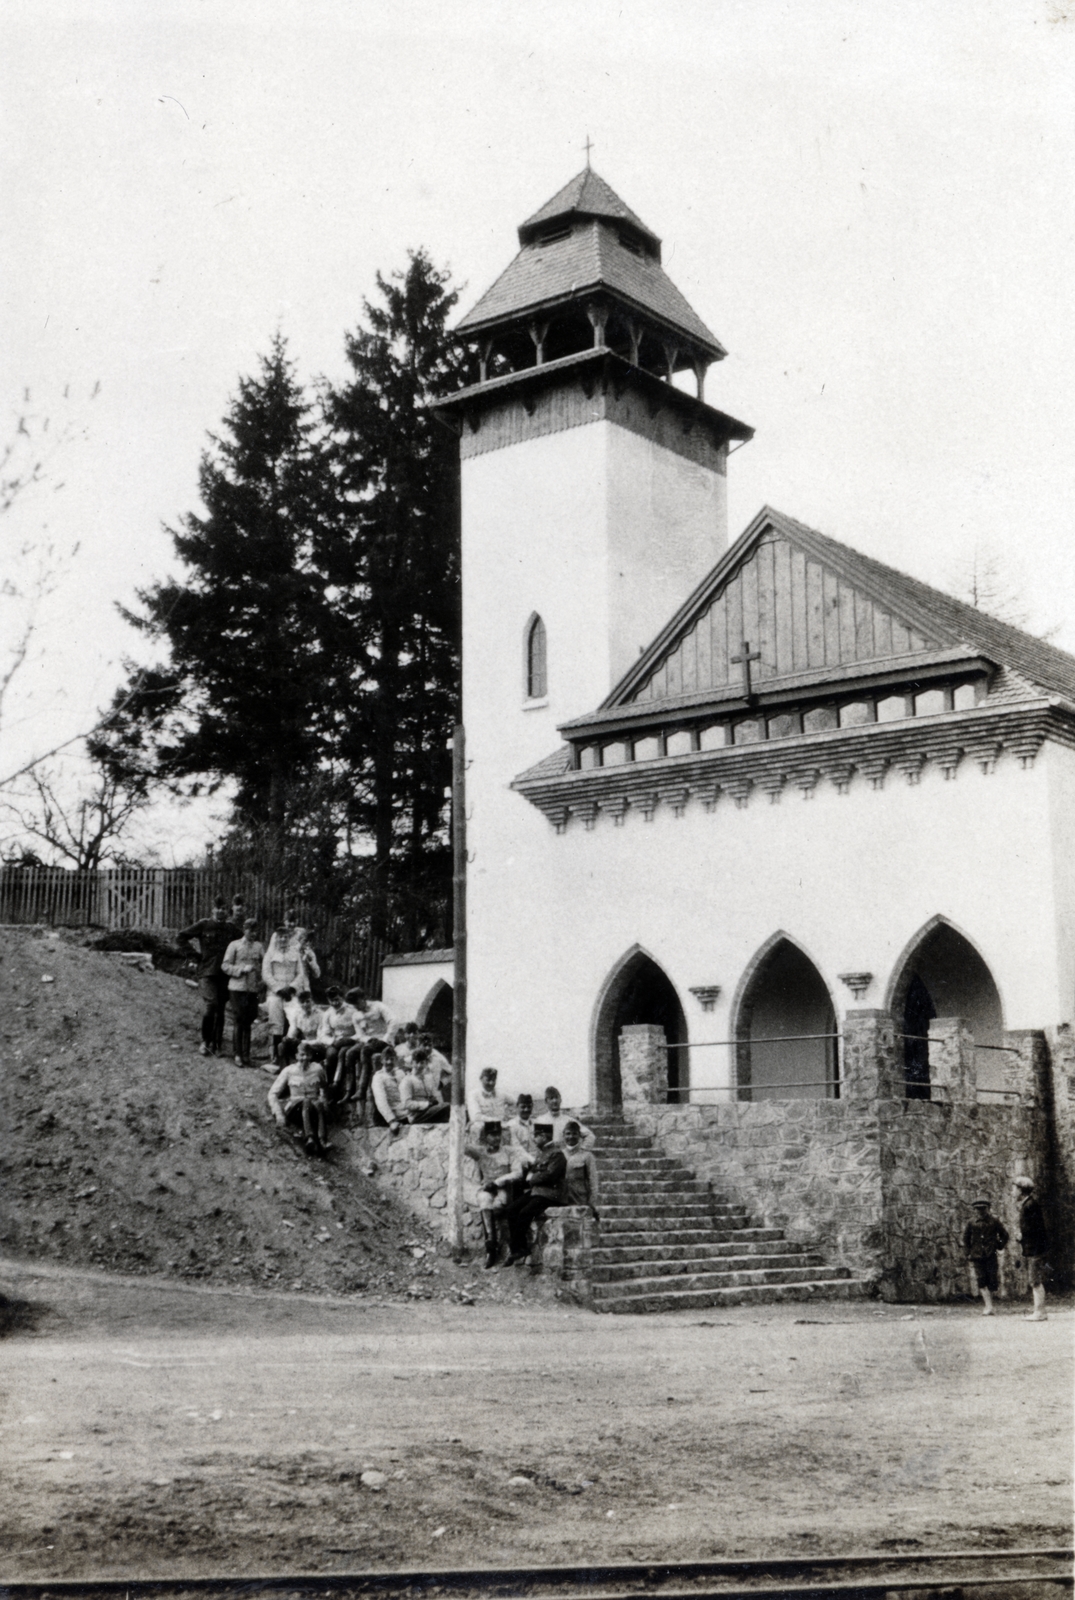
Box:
[588,1112,871,1313]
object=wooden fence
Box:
[0,866,387,995]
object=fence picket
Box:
[0,865,390,995]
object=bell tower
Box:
[434,168,752,1083]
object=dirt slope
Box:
[0,926,466,1298]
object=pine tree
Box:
[106,335,328,868]
[320,250,467,945]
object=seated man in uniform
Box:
[267,1041,330,1156]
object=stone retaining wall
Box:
[352,1127,598,1298]
[878,1099,1047,1301]
[353,1124,485,1248]
[628,1101,885,1278]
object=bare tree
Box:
[0,385,98,787]
[1,763,149,873]
[948,538,1059,640]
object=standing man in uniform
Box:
[178,898,241,1058]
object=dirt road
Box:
[1,1260,1069,1579]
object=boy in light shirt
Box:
[533,1085,595,1149]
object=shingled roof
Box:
[518,168,659,249]
[456,168,724,358]
[607,505,1075,711]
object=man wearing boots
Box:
[504,1122,566,1265]
[179,898,241,1058]
[465,1122,524,1267]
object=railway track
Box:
[1,1546,1069,1600]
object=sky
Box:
[3,0,1075,860]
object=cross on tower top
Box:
[583,134,594,168]
[730,639,763,702]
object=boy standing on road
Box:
[1013,1176,1050,1322]
[962,1197,1008,1316]
[178,899,241,1058]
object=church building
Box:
[426,168,1073,1300]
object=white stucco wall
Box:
[381,958,453,1026]
[1046,739,1075,1024]
[465,748,1065,1107]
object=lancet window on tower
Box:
[525,614,548,700]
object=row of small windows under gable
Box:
[573,678,984,769]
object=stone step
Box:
[594,1154,681,1170]
[594,1278,871,1315]
[593,1252,825,1284]
[601,1226,787,1248]
[593,1237,810,1265]
[592,1263,853,1298]
[600,1177,711,1196]
[601,1201,718,1220]
[599,1214,757,1237]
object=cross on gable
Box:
[730,639,762,700]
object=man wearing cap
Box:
[1013,1176,1050,1321]
[222,917,265,1067]
[962,1197,1008,1316]
[467,1066,510,1126]
[178,898,241,1057]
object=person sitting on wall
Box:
[370,1046,407,1134]
[394,1021,420,1066]
[464,1121,525,1268]
[262,911,320,1064]
[467,1066,509,1126]
[503,1122,567,1266]
[267,1041,331,1156]
[421,1032,453,1098]
[561,1119,600,1219]
[222,916,265,1069]
[506,1093,539,1157]
[348,989,395,1124]
[317,986,360,1098]
[963,1197,1008,1317]
[533,1086,596,1149]
[178,898,241,1058]
[400,1045,451,1123]
[282,990,324,1063]
[1013,1175,1051,1322]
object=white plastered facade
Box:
[461,408,1075,1108]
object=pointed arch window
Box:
[525,613,547,700]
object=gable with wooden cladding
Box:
[630,528,938,706]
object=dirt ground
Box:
[0,1258,1070,1580]
[0,926,527,1306]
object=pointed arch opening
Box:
[524,613,547,700]
[733,935,838,1101]
[887,918,1005,1098]
[416,978,454,1054]
[592,947,688,1108]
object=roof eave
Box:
[430,349,753,441]
[456,282,726,361]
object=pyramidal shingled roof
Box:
[456,168,723,356]
[518,168,659,248]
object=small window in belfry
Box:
[526,615,548,699]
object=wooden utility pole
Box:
[447,724,467,1258]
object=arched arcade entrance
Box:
[889,920,1005,1097]
[592,949,688,1108]
[417,979,454,1054]
[734,937,838,1101]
